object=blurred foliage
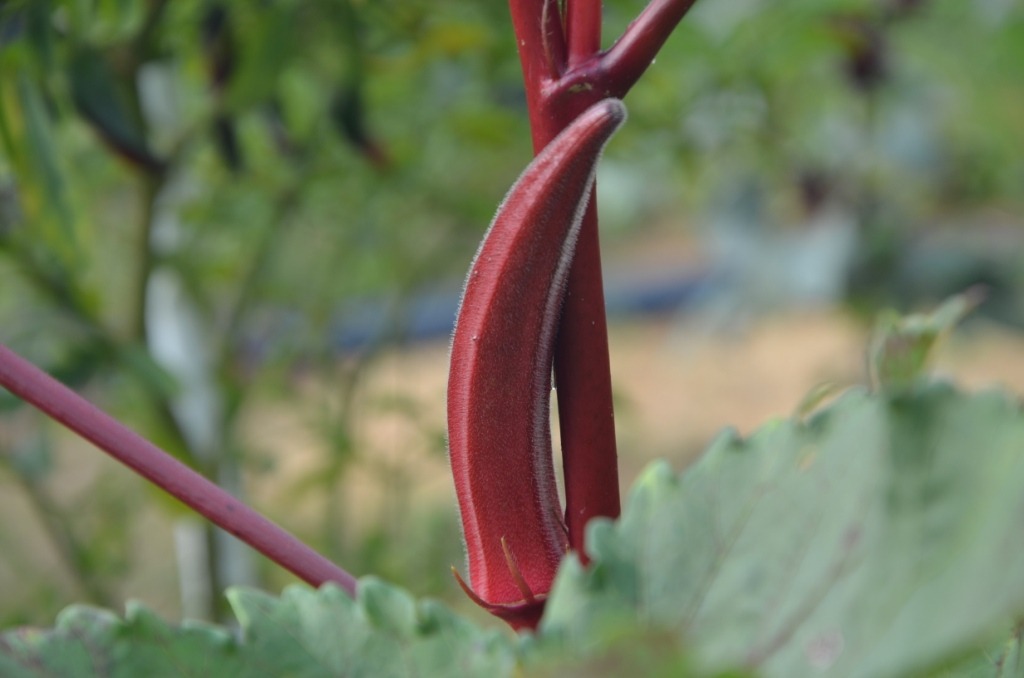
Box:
[613,0,1024,318]
[0,0,530,625]
[0,0,1021,626]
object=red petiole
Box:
[0,344,357,596]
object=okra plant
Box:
[0,0,697,631]
[2,0,1024,676]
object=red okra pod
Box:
[447,98,626,629]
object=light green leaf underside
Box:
[543,384,1024,677]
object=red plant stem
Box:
[509,0,699,561]
[566,0,602,69]
[508,0,563,118]
[552,199,618,555]
[0,343,357,596]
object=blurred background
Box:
[0,0,1021,627]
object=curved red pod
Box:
[447,98,626,629]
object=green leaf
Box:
[223,4,296,110]
[66,46,160,172]
[868,289,985,391]
[13,72,76,252]
[229,580,516,677]
[0,603,244,678]
[542,384,1024,677]
[0,580,517,678]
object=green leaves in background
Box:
[9,73,77,252]
[5,384,1024,676]
[66,46,162,173]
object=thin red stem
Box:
[510,0,566,101]
[563,0,701,98]
[565,0,602,69]
[554,197,620,557]
[0,343,357,596]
